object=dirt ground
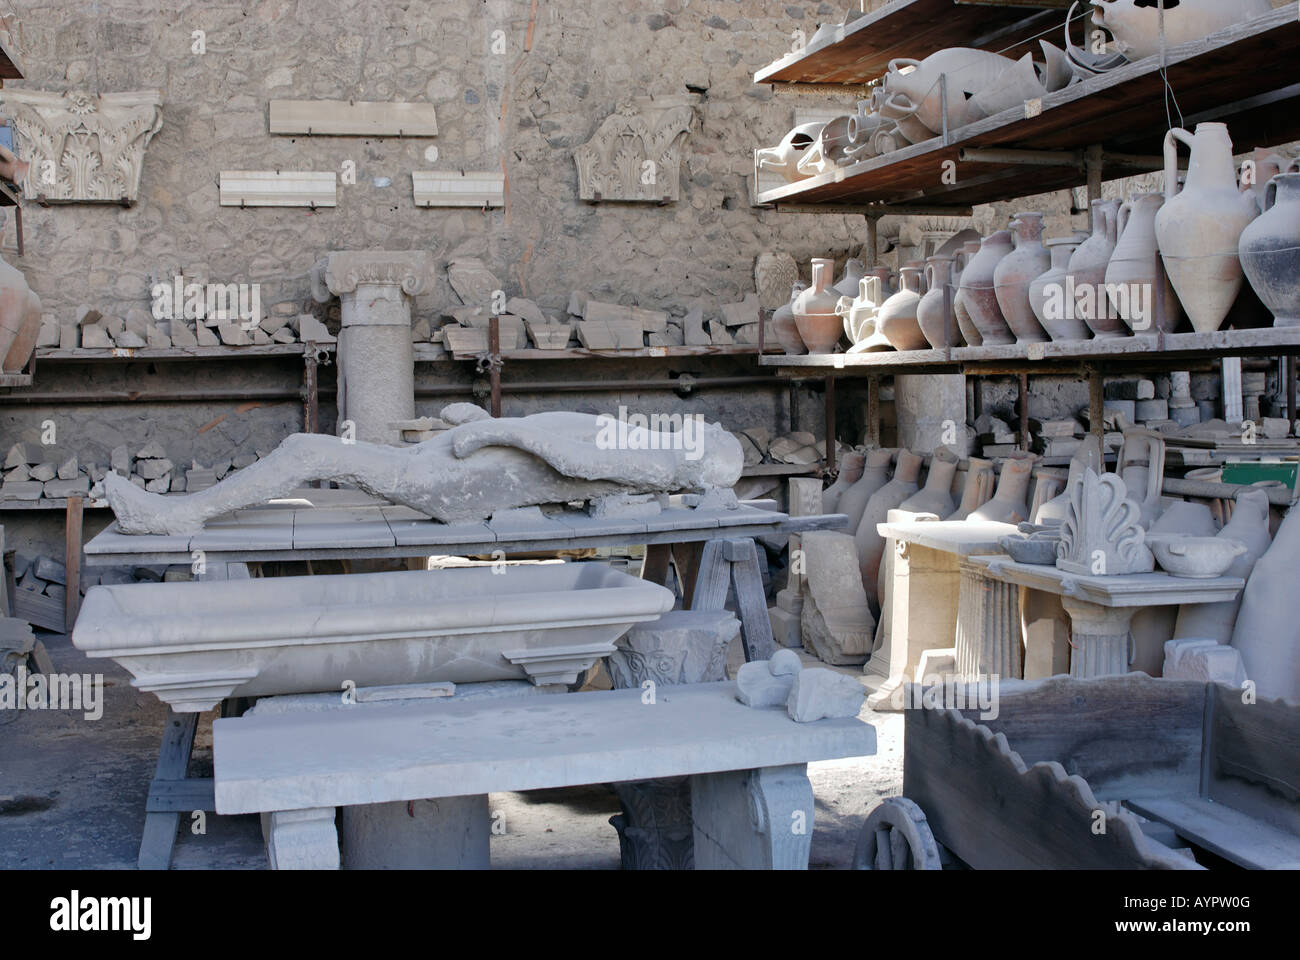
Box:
[0,630,903,870]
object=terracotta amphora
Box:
[968,455,1035,525]
[1090,0,1272,63]
[954,240,982,346]
[1030,235,1087,340]
[772,282,808,354]
[1068,198,1123,337]
[866,265,895,298]
[823,451,866,515]
[946,457,996,520]
[916,255,958,349]
[1229,498,1300,701]
[960,231,1016,345]
[854,449,923,610]
[832,258,867,299]
[1155,123,1259,334]
[1239,173,1300,327]
[836,448,895,538]
[1106,193,1178,335]
[755,121,825,183]
[994,212,1051,343]
[876,262,929,351]
[792,258,843,353]
[899,448,958,517]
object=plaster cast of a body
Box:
[105,404,744,535]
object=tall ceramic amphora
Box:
[1106,193,1178,335]
[954,240,982,345]
[792,258,843,353]
[0,254,41,373]
[772,282,808,354]
[876,262,928,351]
[916,255,958,349]
[1030,235,1086,340]
[1155,123,1259,334]
[1239,173,1300,327]
[994,212,1051,343]
[1068,198,1122,337]
[832,258,867,299]
[960,231,1016,345]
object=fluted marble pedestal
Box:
[964,556,1245,680]
[954,558,1022,680]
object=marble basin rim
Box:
[72,563,674,711]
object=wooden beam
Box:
[63,495,83,630]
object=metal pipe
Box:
[1164,477,1294,508]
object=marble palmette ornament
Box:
[1055,467,1155,576]
[104,404,744,536]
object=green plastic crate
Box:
[1222,460,1298,490]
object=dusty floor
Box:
[0,629,902,870]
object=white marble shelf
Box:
[214,680,877,815]
[965,555,1244,608]
[85,492,849,566]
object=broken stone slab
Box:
[213,458,232,479]
[58,456,78,481]
[29,462,56,482]
[35,555,67,584]
[800,531,875,666]
[1260,417,1292,439]
[124,307,152,335]
[144,475,170,493]
[443,325,488,354]
[297,314,336,343]
[526,320,571,349]
[446,258,502,310]
[409,316,431,342]
[576,319,620,350]
[4,443,33,468]
[44,583,66,603]
[102,314,125,338]
[260,313,290,336]
[1162,638,1247,685]
[147,326,172,349]
[272,328,296,344]
[733,432,763,467]
[113,328,147,348]
[251,328,271,345]
[130,475,146,489]
[1135,398,1168,421]
[218,323,251,346]
[682,305,709,346]
[59,324,79,349]
[733,323,761,344]
[137,441,167,460]
[707,319,733,345]
[720,293,761,328]
[505,297,546,325]
[36,318,59,347]
[735,648,802,707]
[196,323,220,347]
[4,463,29,480]
[786,668,866,722]
[44,477,90,499]
[110,445,130,475]
[567,291,588,318]
[584,299,669,333]
[171,473,187,492]
[81,323,113,348]
[75,305,103,327]
[138,457,174,480]
[1,480,43,500]
[232,453,258,470]
[185,467,217,492]
[168,320,198,348]
[587,492,662,519]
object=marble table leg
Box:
[1060,596,1134,678]
[263,808,339,870]
[954,559,1022,681]
[690,765,813,870]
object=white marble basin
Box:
[73,563,674,711]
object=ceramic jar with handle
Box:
[832,258,867,299]
[876,262,929,351]
[792,258,843,353]
[1155,123,1260,334]
[960,231,1016,345]
[771,282,808,354]
[994,212,1052,343]
[1106,193,1178,335]
[916,255,958,349]
[1030,235,1087,340]
[1239,172,1300,327]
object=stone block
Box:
[138,457,174,480]
[35,555,67,584]
[168,320,198,347]
[57,456,78,481]
[114,329,147,348]
[36,318,59,347]
[59,324,79,349]
[786,668,866,722]
[682,306,709,346]
[505,297,545,325]
[720,293,761,328]
[218,323,251,346]
[110,445,130,474]
[769,606,802,648]
[1,480,43,500]
[707,319,733,344]
[81,323,112,348]
[1162,638,1247,685]
[44,477,90,499]
[1106,379,1155,401]
[1135,398,1168,421]
[800,531,875,666]
[144,475,170,493]
[196,323,220,346]
[29,462,56,482]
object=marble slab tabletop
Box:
[875,519,1019,556]
[214,680,877,815]
[965,555,1245,608]
[85,488,850,565]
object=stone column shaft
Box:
[1061,597,1134,678]
[955,559,1022,680]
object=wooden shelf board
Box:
[0,498,108,511]
[756,7,1300,210]
[754,0,1071,85]
[34,344,331,363]
[760,326,1300,377]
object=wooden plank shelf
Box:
[761,326,1300,377]
[0,498,109,511]
[416,343,782,362]
[34,344,333,363]
[756,5,1300,211]
[755,0,1072,86]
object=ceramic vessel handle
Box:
[1117,201,1131,238]
[1163,127,1193,201]
[887,58,922,75]
[1265,176,1279,213]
